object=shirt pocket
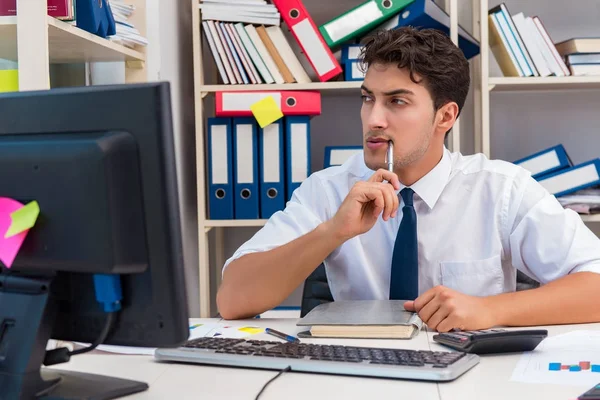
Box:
[440,254,504,297]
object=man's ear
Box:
[435,102,459,136]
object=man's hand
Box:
[326,169,400,241]
[403,286,496,332]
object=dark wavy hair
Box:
[359,26,470,118]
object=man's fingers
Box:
[413,287,438,312]
[435,316,457,333]
[424,305,450,330]
[361,187,385,215]
[356,184,398,221]
[377,183,396,221]
[416,294,441,323]
[403,301,415,311]
[368,169,400,190]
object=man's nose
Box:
[368,103,388,131]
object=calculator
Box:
[579,383,600,399]
[432,328,548,354]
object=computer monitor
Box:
[0,82,190,399]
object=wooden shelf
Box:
[488,76,600,92]
[0,16,145,63]
[200,81,363,94]
[204,219,268,228]
[581,215,600,222]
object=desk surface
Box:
[50,318,600,400]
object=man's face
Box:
[360,62,438,171]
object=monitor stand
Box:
[0,273,148,400]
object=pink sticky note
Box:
[0,197,29,268]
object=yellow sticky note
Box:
[5,201,40,238]
[0,70,19,93]
[238,326,264,335]
[250,96,284,128]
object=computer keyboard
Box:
[154,337,480,382]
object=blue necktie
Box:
[389,188,419,300]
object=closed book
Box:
[555,38,600,57]
[488,13,522,77]
[296,300,423,339]
[256,25,295,83]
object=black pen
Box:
[265,328,301,343]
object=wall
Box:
[152,0,198,317]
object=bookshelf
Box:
[191,0,466,317]
[476,0,600,156]
[2,0,147,91]
[199,81,363,95]
[476,2,600,227]
[489,76,600,91]
[0,16,144,63]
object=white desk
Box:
[50,318,600,400]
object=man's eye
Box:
[361,95,373,102]
[392,98,406,105]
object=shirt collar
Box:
[399,147,452,210]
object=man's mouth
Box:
[366,137,391,149]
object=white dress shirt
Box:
[223,147,600,300]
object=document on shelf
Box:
[510,330,600,387]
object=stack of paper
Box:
[108,0,148,48]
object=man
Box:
[217,27,600,332]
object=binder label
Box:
[292,19,336,76]
[541,164,599,195]
[211,125,229,184]
[290,122,309,183]
[236,124,255,184]
[518,151,560,177]
[222,92,282,112]
[330,149,362,166]
[262,124,281,183]
[323,1,383,44]
[351,61,365,79]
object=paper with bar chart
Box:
[511,330,600,386]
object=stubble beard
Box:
[365,128,433,171]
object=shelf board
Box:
[200,81,363,94]
[204,219,268,228]
[489,76,600,91]
[0,16,144,63]
[581,215,600,222]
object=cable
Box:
[43,274,122,366]
[255,366,291,400]
[68,312,116,356]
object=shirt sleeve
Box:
[508,172,600,284]
[221,173,333,274]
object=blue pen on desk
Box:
[265,328,301,343]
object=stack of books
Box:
[201,0,341,85]
[200,0,481,85]
[488,3,571,77]
[555,38,600,76]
